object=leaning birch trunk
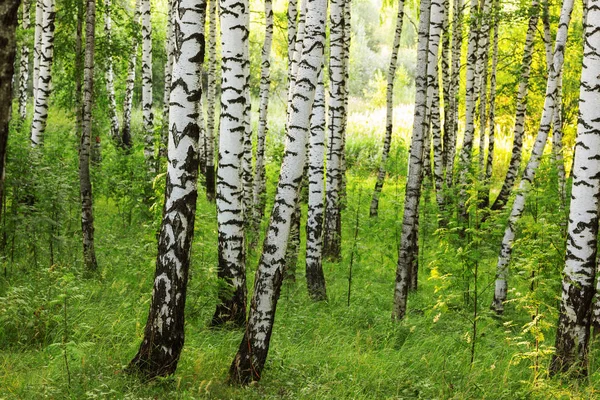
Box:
[121,0,140,149]
[287,0,298,96]
[0,0,21,212]
[104,0,120,142]
[18,0,31,119]
[229,0,327,383]
[306,67,327,301]
[128,0,205,378]
[369,0,405,218]
[32,0,43,102]
[551,9,600,374]
[425,0,447,209]
[444,0,463,188]
[204,0,217,201]
[161,0,176,159]
[141,0,154,169]
[288,0,306,96]
[323,0,345,261]
[392,0,430,321]
[251,0,274,236]
[456,0,483,216]
[211,0,249,327]
[30,0,55,147]
[490,0,540,211]
[491,0,574,313]
[79,0,98,272]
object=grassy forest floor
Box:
[1,106,600,399]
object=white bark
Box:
[240,0,252,221]
[18,0,31,119]
[492,0,574,313]
[553,5,600,372]
[121,0,141,148]
[161,0,176,157]
[230,0,327,382]
[32,0,43,101]
[104,0,120,142]
[204,0,217,201]
[30,0,55,147]
[141,0,154,166]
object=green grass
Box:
[1,106,599,399]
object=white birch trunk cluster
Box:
[552,2,600,373]
[104,0,120,142]
[369,0,405,218]
[141,0,154,167]
[30,0,55,148]
[392,0,431,321]
[212,0,249,327]
[18,0,31,120]
[229,0,327,383]
[129,0,205,378]
[492,0,574,313]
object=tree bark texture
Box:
[30,0,55,147]
[551,3,600,374]
[141,0,154,168]
[129,0,205,378]
[104,0,120,143]
[121,0,140,149]
[18,0,30,119]
[32,0,42,101]
[229,0,327,384]
[79,0,98,272]
[212,0,249,327]
[392,0,430,321]
[204,0,217,201]
[491,0,574,313]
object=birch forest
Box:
[2,0,600,397]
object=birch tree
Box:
[551,4,600,374]
[369,0,405,218]
[79,0,98,272]
[104,0,120,142]
[392,0,430,321]
[32,0,43,101]
[129,0,205,377]
[251,0,274,236]
[204,0,217,201]
[30,0,55,147]
[323,0,346,261]
[240,0,252,219]
[141,0,154,167]
[18,0,31,119]
[161,0,176,158]
[229,0,327,383]
[211,0,249,327]
[490,0,540,211]
[492,0,574,313]
[121,0,140,149]
[306,67,327,301]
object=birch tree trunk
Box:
[444,0,463,188]
[392,0,430,321]
[240,0,252,220]
[551,6,600,374]
[18,0,31,120]
[32,0,43,102]
[369,0,405,217]
[287,0,297,96]
[306,67,327,301]
[0,0,20,213]
[483,18,499,197]
[251,0,273,236]
[121,0,140,149]
[161,0,175,159]
[323,0,346,261]
[141,0,154,168]
[30,0,55,148]
[74,0,83,138]
[211,0,249,327]
[490,0,540,211]
[229,0,327,383]
[104,0,120,142]
[204,0,217,201]
[79,0,98,272]
[129,0,205,378]
[491,0,574,313]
